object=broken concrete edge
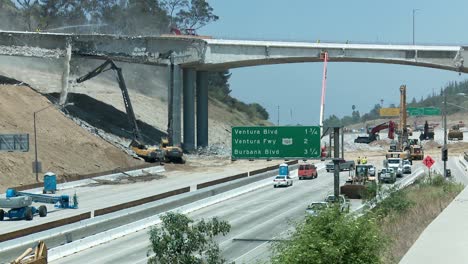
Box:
[0,162,299,262]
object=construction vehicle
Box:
[12,241,47,264]
[419,120,435,141]
[76,59,167,163]
[448,124,464,140]
[0,189,78,221]
[160,137,184,163]
[409,144,424,160]
[354,120,396,144]
[340,164,377,199]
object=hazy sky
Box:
[200,0,467,125]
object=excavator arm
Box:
[369,121,395,139]
[76,59,143,146]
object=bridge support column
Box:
[59,39,71,105]
[183,69,196,152]
[196,71,209,148]
[168,64,182,146]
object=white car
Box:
[369,166,376,176]
[273,175,293,188]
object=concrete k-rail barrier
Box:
[0,162,298,262]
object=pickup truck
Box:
[378,168,396,184]
[326,160,355,172]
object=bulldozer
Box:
[409,144,424,160]
[448,124,463,140]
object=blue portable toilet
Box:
[43,172,57,194]
[279,163,289,176]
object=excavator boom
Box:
[76,59,164,162]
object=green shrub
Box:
[271,207,385,264]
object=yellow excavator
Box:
[161,137,184,163]
[76,59,167,162]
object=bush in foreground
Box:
[271,207,385,264]
[148,212,231,264]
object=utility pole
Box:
[412,9,419,45]
[277,105,280,126]
[443,90,447,177]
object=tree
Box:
[164,0,219,31]
[148,212,231,264]
[271,208,385,264]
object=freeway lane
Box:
[52,164,422,264]
[0,160,284,235]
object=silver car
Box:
[273,175,293,188]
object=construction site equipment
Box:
[160,137,184,163]
[0,189,78,221]
[43,172,56,194]
[448,124,463,140]
[12,241,47,264]
[76,59,166,162]
[419,120,435,140]
[410,145,424,160]
[397,85,409,151]
[340,164,376,199]
[354,121,396,144]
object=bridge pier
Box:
[196,71,209,148]
[168,64,182,147]
[183,69,196,152]
[59,39,71,105]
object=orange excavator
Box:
[354,121,396,144]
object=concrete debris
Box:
[192,144,231,157]
[0,45,64,58]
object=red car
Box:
[299,164,318,180]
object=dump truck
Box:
[448,125,463,140]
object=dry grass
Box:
[379,179,463,263]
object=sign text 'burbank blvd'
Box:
[231,126,321,159]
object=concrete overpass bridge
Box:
[0,30,466,151]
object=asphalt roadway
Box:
[0,161,284,235]
[51,163,424,264]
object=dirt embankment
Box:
[0,85,143,191]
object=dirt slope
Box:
[0,85,143,191]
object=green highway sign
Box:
[407,107,441,116]
[231,126,321,159]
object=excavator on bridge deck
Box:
[76,59,184,163]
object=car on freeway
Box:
[325,195,350,213]
[298,163,318,180]
[273,175,293,188]
[305,202,329,216]
[402,160,412,174]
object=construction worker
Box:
[357,157,361,165]
[362,156,368,164]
